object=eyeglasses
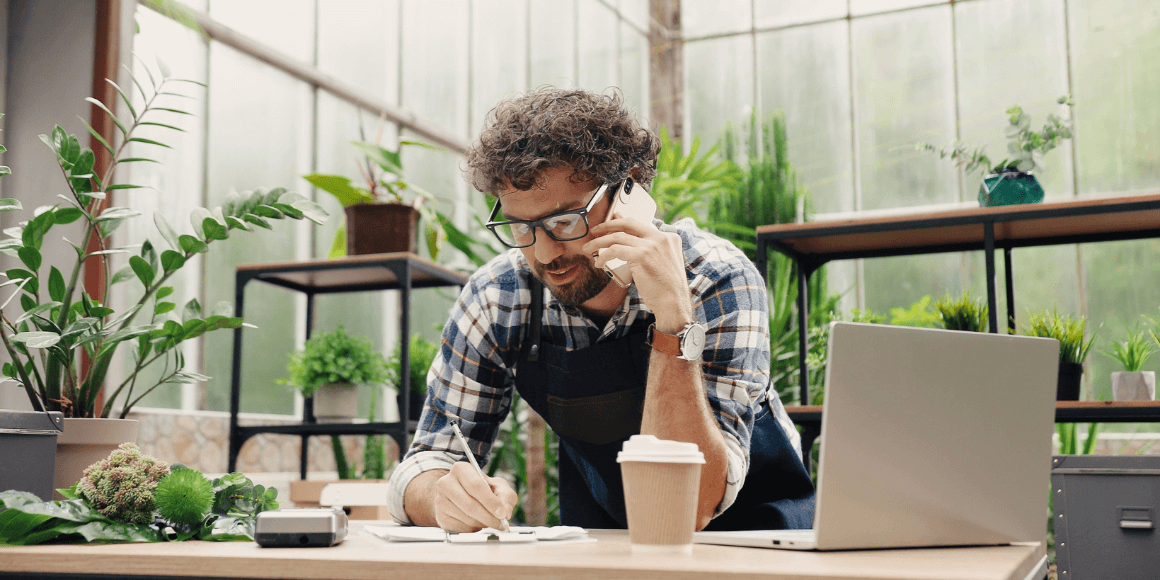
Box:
[485,181,614,249]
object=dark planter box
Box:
[1052,455,1160,579]
[345,203,419,256]
[1058,362,1084,401]
[0,410,64,501]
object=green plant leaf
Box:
[178,234,209,254]
[0,198,22,212]
[110,265,136,286]
[302,174,373,207]
[15,302,62,326]
[129,255,155,288]
[21,209,55,251]
[96,207,142,222]
[182,298,202,323]
[17,246,42,272]
[201,217,228,241]
[53,207,84,224]
[154,301,176,315]
[77,116,115,157]
[241,214,272,230]
[351,141,404,175]
[106,183,147,191]
[160,250,185,273]
[252,205,283,219]
[224,215,252,231]
[12,331,61,349]
[127,137,173,149]
[156,286,174,300]
[48,267,66,302]
[287,199,328,225]
[153,212,182,251]
[6,269,37,295]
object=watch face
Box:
[681,324,707,360]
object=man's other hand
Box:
[433,462,519,532]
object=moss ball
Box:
[154,468,215,526]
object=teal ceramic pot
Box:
[978,171,1045,207]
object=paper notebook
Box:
[364,525,587,543]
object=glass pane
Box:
[758,21,855,215]
[861,253,965,319]
[120,6,210,410]
[578,0,619,92]
[202,45,315,415]
[318,0,400,104]
[680,0,752,38]
[1069,0,1160,195]
[850,0,941,17]
[472,0,529,133]
[209,0,315,62]
[955,0,1073,201]
[530,0,577,88]
[1084,239,1160,415]
[755,0,846,28]
[618,24,649,121]
[621,0,649,31]
[684,35,755,153]
[852,6,958,210]
[401,0,469,139]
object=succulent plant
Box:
[76,443,170,525]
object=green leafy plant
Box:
[889,295,942,328]
[284,326,389,398]
[1023,309,1098,364]
[385,333,440,397]
[849,308,886,324]
[0,68,326,419]
[650,126,743,224]
[1102,329,1156,372]
[933,292,989,332]
[0,449,277,545]
[918,95,1074,175]
[303,133,452,260]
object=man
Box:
[386,88,815,532]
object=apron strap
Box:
[528,276,543,362]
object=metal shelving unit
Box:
[755,193,1160,456]
[226,253,469,477]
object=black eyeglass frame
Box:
[485,181,617,249]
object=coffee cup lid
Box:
[616,435,705,464]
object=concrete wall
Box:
[0,0,96,411]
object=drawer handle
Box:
[1119,507,1154,530]
[1120,520,1153,530]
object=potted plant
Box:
[0,69,326,496]
[918,95,1074,207]
[386,333,440,421]
[284,326,389,422]
[1103,329,1156,401]
[933,292,989,332]
[303,132,451,258]
[1023,309,1098,401]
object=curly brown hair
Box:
[463,88,660,195]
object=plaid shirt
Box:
[386,218,801,524]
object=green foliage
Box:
[889,295,942,328]
[849,308,886,324]
[918,95,1075,175]
[75,443,169,525]
[284,326,389,398]
[650,126,743,224]
[386,333,440,395]
[933,292,989,332]
[0,451,276,545]
[1102,328,1156,372]
[303,137,453,261]
[0,67,326,418]
[1023,309,1098,364]
[154,468,214,526]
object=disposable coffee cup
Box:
[617,435,705,553]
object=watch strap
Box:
[647,324,684,358]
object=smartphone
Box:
[600,177,658,288]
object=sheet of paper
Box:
[363,524,588,543]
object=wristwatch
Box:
[648,322,707,361]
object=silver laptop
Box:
[695,322,1059,551]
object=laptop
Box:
[694,322,1059,551]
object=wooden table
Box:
[0,525,1047,580]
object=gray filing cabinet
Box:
[1052,455,1160,579]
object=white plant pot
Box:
[313,383,359,422]
[54,417,140,500]
[1111,371,1155,401]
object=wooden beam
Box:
[648,0,682,139]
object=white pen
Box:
[450,421,510,532]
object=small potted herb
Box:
[918,95,1074,207]
[1023,309,1098,401]
[934,292,989,333]
[1103,329,1156,401]
[386,333,441,421]
[284,327,389,422]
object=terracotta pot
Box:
[54,417,140,499]
[313,383,359,423]
[344,203,419,255]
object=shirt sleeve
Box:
[690,257,776,518]
[386,274,518,525]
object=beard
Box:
[530,254,611,307]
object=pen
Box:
[450,421,510,531]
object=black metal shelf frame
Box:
[226,256,468,477]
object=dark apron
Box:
[512,277,816,531]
